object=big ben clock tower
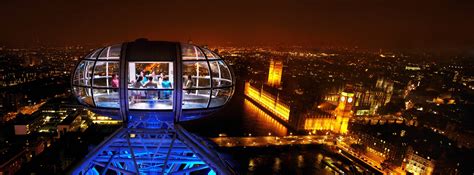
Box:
[334,87,355,134]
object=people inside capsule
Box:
[157,72,164,86]
[139,70,148,85]
[131,76,144,104]
[111,74,119,92]
[161,76,172,99]
[185,74,193,94]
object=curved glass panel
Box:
[211,51,222,59]
[109,44,122,57]
[73,87,94,106]
[209,88,233,108]
[201,48,217,60]
[87,48,102,59]
[182,62,210,88]
[84,51,94,59]
[93,89,119,108]
[182,89,210,109]
[98,44,121,60]
[98,47,108,58]
[209,60,232,87]
[92,61,120,88]
[128,90,173,110]
[73,60,94,86]
[181,44,206,60]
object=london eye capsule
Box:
[71,39,235,123]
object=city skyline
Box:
[1,1,474,174]
[1,39,473,174]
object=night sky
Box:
[1,0,474,49]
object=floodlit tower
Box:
[267,59,283,88]
[334,87,354,134]
[70,39,235,174]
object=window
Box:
[92,61,120,88]
[182,60,211,109]
[201,48,219,60]
[93,89,119,108]
[73,60,94,86]
[98,44,121,60]
[182,61,210,88]
[181,44,206,60]
[180,44,233,109]
[182,89,211,109]
[209,88,233,107]
[209,60,232,87]
[128,62,174,110]
[73,87,94,106]
[87,48,102,59]
[109,44,121,57]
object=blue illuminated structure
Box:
[71,39,235,174]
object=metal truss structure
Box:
[71,120,234,175]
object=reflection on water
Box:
[243,99,287,136]
[297,155,304,168]
[182,81,290,136]
[248,159,256,172]
[225,146,337,175]
[317,153,324,164]
[273,157,281,172]
[244,82,290,122]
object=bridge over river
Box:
[211,135,337,147]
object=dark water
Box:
[221,145,341,175]
[183,81,289,137]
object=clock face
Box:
[348,97,353,103]
[340,96,346,102]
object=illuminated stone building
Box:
[300,87,354,134]
[0,139,49,175]
[375,78,394,105]
[351,124,408,167]
[244,82,290,122]
[350,78,394,116]
[245,81,355,134]
[403,147,435,175]
[246,58,356,134]
[333,88,354,134]
[267,59,283,88]
[350,123,459,174]
[13,100,84,137]
[303,108,336,133]
[245,59,365,134]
